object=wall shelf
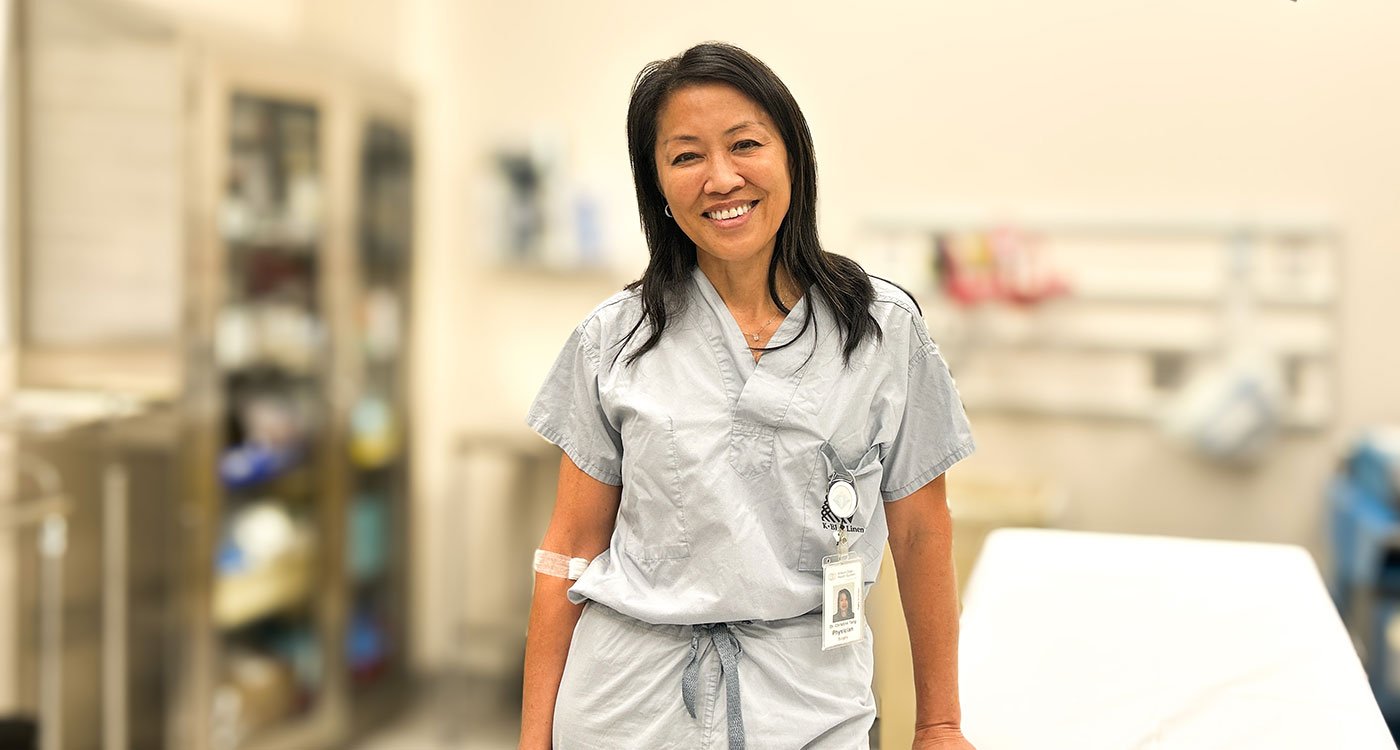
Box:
[859,209,1341,433]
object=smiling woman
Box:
[654,85,791,281]
[616,42,887,370]
[520,42,978,750]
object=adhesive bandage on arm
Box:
[533,549,591,580]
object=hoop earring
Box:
[664,205,673,218]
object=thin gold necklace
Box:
[745,280,799,345]
[745,311,781,342]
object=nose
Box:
[703,152,744,195]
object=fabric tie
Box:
[681,622,746,750]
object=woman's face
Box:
[654,82,791,269]
[837,590,851,613]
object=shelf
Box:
[865,208,1340,241]
[351,574,391,592]
[924,303,1333,360]
[945,334,1332,359]
[213,544,316,629]
[223,465,314,502]
[349,456,403,474]
[860,212,1342,437]
[1064,290,1336,309]
[960,393,1330,432]
[220,363,323,384]
[0,388,152,433]
[223,231,320,253]
[234,710,336,750]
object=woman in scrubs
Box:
[521,42,976,749]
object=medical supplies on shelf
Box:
[15,3,417,746]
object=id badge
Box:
[818,440,867,650]
[821,551,865,651]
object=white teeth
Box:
[707,201,754,220]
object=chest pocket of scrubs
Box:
[796,444,884,572]
[728,419,776,478]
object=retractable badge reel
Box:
[819,442,866,651]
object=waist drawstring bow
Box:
[681,622,745,750]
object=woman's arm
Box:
[519,453,622,750]
[884,473,976,750]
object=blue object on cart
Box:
[1330,477,1400,606]
[1349,432,1400,508]
[1329,428,1400,729]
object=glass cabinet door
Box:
[344,119,413,697]
[210,93,332,750]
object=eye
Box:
[733,139,761,152]
[671,152,699,166]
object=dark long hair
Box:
[617,42,879,368]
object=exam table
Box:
[958,528,1396,749]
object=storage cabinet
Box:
[15,2,415,748]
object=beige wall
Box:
[47,0,1400,677]
[438,8,1400,743]
[413,0,1400,670]
[443,0,1400,439]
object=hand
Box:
[913,723,976,750]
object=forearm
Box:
[891,497,963,732]
[519,455,621,749]
[519,574,585,748]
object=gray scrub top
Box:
[527,265,976,625]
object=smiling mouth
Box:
[703,200,759,220]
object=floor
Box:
[346,675,519,750]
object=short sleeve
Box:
[880,332,977,502]
[526,324,624,486]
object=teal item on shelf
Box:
[269,626,323,691]
[349,493,389,581]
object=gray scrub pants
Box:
[554,600,876,749]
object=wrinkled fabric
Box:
[527,266,975,626]
[555,601,875,750]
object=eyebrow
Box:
[664,120,763,146]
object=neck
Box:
[696,251,795,317]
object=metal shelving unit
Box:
[13,1,416,748]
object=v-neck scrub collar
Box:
[689,264,809,383]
